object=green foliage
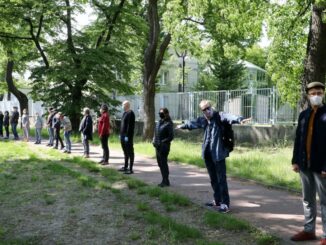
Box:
[266,0,311,106]
[245,44,268,70]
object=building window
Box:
[161,71,169,85]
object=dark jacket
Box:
[10,111,19,124]
[120,110,135,139]
[292,104,326,173]
[0,114,3,125]
[153,119,174,148]
[181,111,243,161]
[79,115,93,140]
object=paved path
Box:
[31,140,323,245]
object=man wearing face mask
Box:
[176,100,248,213]
[291,81,326,244]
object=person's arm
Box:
[177,116,206,130]
[162,122,174,143]
[292,112,304,173]
[220,112,247,125]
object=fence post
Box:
[271,86,276,125]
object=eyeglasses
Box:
[309,91,324,96]
[201,107,210,112]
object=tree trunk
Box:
[301,4,326,108]
[5,56,29,116]
[142,0,171,140]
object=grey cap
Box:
[306,81,325,92]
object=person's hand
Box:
[240,117,252,125]
[175,124,183,130]
[292,164,300,173]
[321,171,326,178]
[124,136,128,142]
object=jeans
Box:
[100,135,109,162]
[82,134,90,155]
[64,131,71,152]
[204,147,230,206]
[23,126,29,140]
[155,143,170,183]
[121,138,134,170]
[300,169,326,238]
[48,127,54,145]
[11,123,18,139]
[35,128,42,143]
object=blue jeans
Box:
[64,131,71,152]
[11,123,18,139]
[204,147,230,206]
[48,127,54,145]
[300,169,326,238]
[35,128,42,143]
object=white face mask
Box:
[309,95,323,106]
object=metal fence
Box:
[116,87,300,124]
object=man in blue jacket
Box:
[177,100,247,213]
[291,81,326,244]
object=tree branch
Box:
[0,32,32,40]
[183,17,205,25]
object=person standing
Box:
[46,108,56,146]
[53,113,64,150]
[290,81,326,244]
[177,100,248,213]
[3,111,9,139]
[79,107,93,158]
[21,109,30,142]
[59,113,72,153]
[153,108,174,187]
[10,106,19,140]
[0,111,3,137]
[34,112,43,144]
[98,104,110,165]
[118,101,135,174]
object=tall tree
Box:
[142,0,171,140]
[267,0,326,107]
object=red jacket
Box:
[98,111,110,137]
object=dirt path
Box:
[34,141,322,245]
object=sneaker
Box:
[218,204,230,213]
[290,231,316,241]
[98,159,104,163]
[101,161,109,165]
[118,167,128,172]
[205,200,220,208]
[84,154,89,158]
[52,146,58,149]
[157,182,169,187]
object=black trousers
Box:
[54,129,64,148]
[121,138,134,170]
[100,135,109,162]
[0,124,3,137]
[4,125,9,138]
[155,143,170,183]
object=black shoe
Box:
[101,161,109,165]
[118,167,128,172]
[124,169,134,174]
[98,159,104,163]
[158,182,169,187]
[52,146,58,149]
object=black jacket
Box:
[10,111,19,124]
[153,119,174,147]
[79,115,93,140]
[120,110,135,139]
[292,104,326,173]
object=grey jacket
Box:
[180,111,243,161]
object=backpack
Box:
[216,112,234,152]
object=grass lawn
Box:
[0,140,279,244]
